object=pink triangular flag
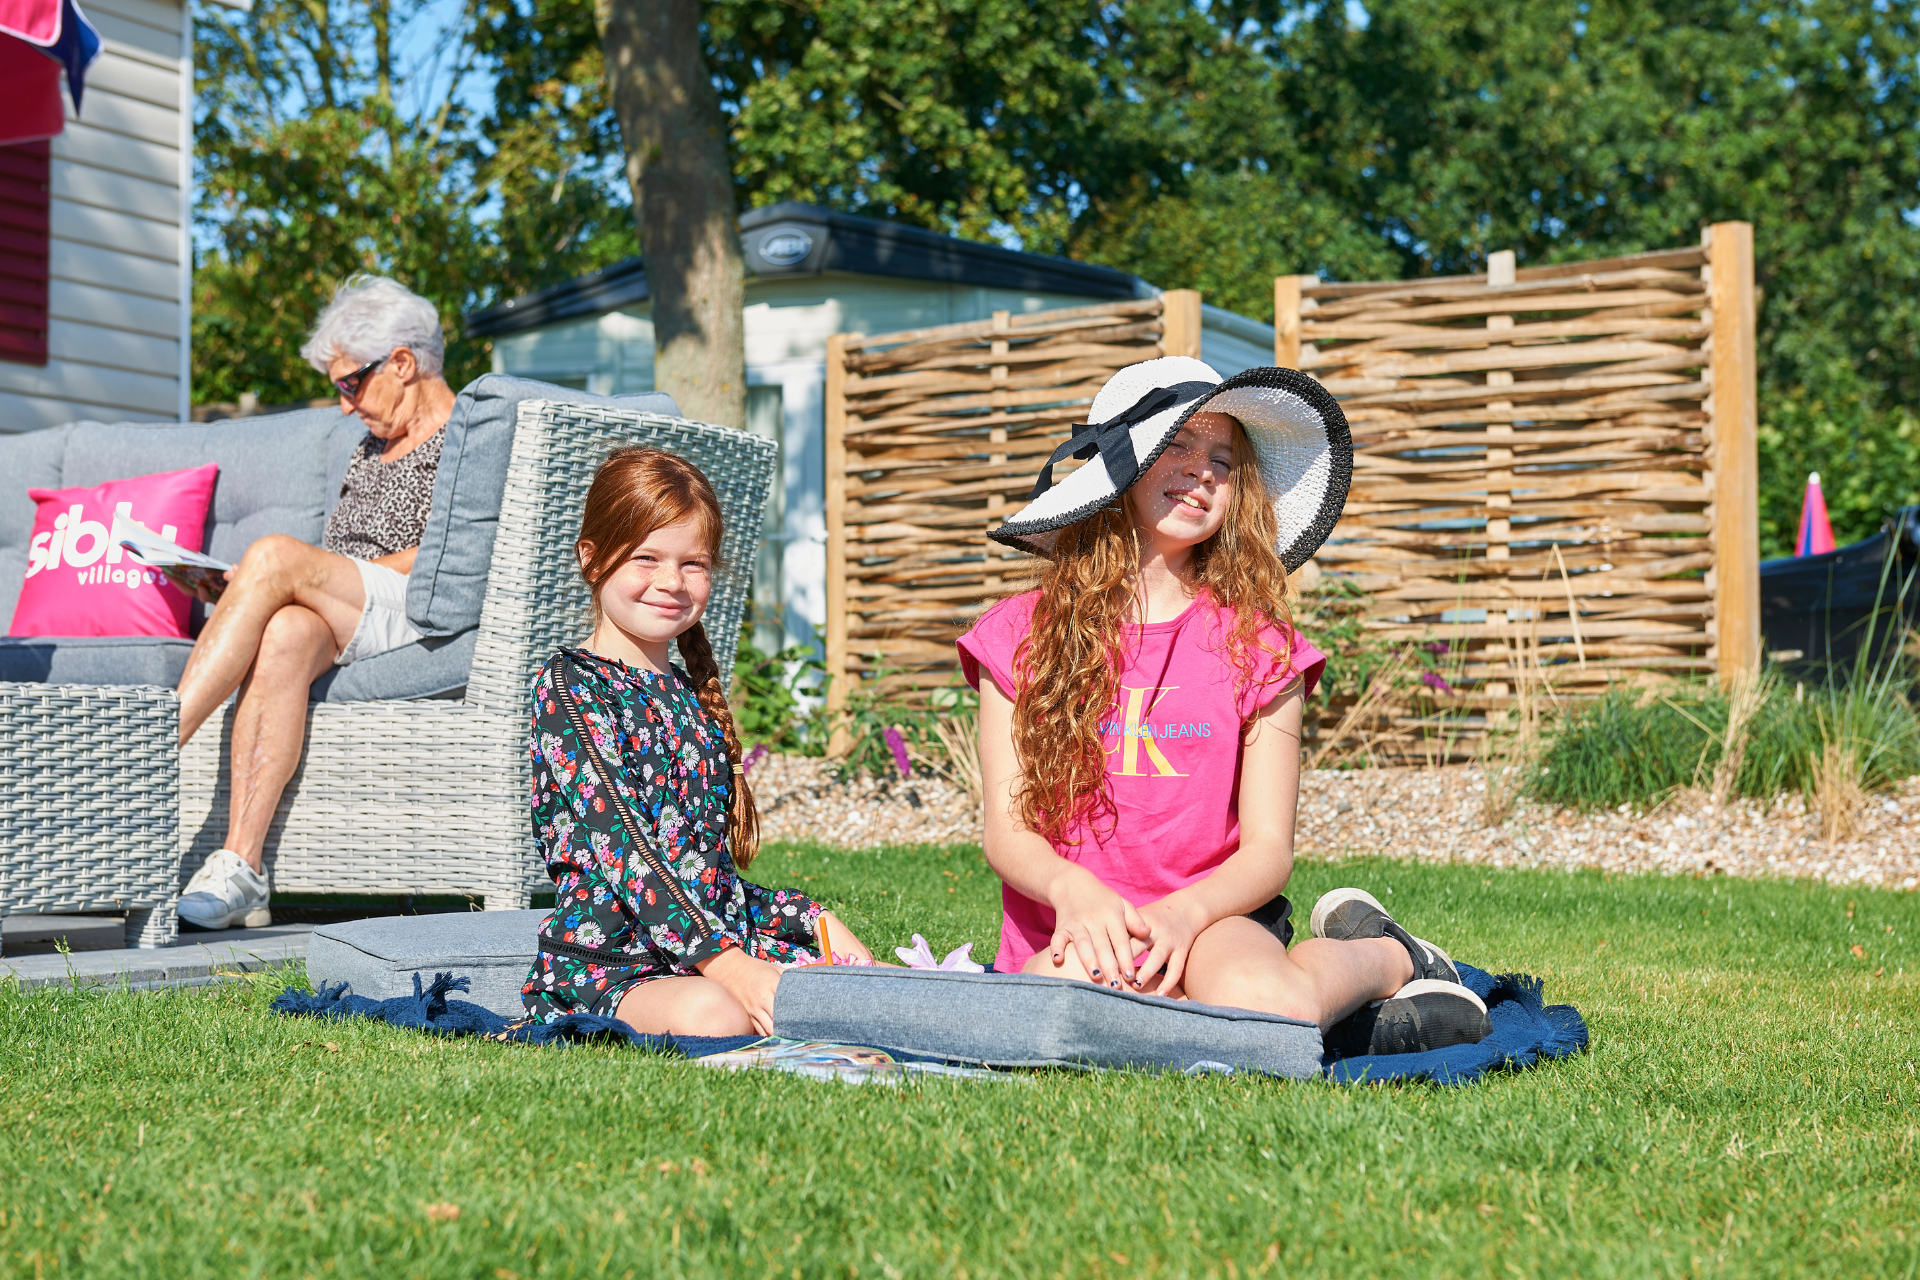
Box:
[1797,472,1836,557]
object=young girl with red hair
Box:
[521,448,871,1036]
[958,359,1490,1056]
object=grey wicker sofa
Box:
[0,382,776,948]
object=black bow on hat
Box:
[1027,380,1218,500]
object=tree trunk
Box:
[596,0,746,429]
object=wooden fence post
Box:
[1483,250,1517,720]
[1707,221,1761,683]
[1273,275,1313,367]
[823,332,850,755]
[1161,289,1203,358]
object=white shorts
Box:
[335,558,423,666]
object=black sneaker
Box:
[1324,979,1492,1057]
[1308,887,1462,985]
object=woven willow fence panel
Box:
[824,293,1204,711]
[1278,224,1759,756]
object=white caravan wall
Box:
[0,0,190,432]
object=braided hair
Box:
[575,448,762,869]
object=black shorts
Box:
[1246,893,1295,947]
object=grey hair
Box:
[299,274,446,377]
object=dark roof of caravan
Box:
[463,201,1149,339]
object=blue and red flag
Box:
[0,0,102,118]
[1796,472,1837,558]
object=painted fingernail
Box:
[1091,968,1101,977]
[1109,980,1121,988]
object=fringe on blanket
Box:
[269,972,761,1057]
[1323,963,1590,1086]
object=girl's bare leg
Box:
[177,535,367,745]
[1023,915,1413,1029]
[1180,917,1412,1028]
[615,976,755,1036]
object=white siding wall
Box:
[491,278,1277,653]
[0,0,188,432]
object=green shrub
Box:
[1528,665,1920,812]
[730,637,826,754]
[1528,689,1727,811]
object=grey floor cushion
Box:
[307,912,1326,1076]
[307,909,549,1019]
[771,966,1325,1077]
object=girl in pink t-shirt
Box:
[958,358,1490,1057]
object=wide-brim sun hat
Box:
[990,356,1353,571]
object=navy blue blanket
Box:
[270,963,1587,1086]
[1325,963,1588,1085]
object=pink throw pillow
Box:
[10,464,220,639]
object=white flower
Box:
[893,934,984,972]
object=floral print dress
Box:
[521,648,823,1022]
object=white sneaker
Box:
[178,850,271,929]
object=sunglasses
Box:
[333,356,388,399]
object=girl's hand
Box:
[816,911,873,964]
[697,947,782,1035]
[1046,868,1152,990]
[1130,890,1213,996]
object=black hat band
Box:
[1027,380,1217,500]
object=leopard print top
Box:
[322,428,444,561]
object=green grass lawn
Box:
[3,843,1917,1279]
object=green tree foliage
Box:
[191,0,634,406]
[1063,0,1920,556]
[706,0,1114,248]
[705,0,1920,553]
[195,0,1920,554]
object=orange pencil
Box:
[818,917,834,965]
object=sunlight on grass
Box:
[3,845,1916,1278]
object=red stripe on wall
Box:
[0,140,48,367]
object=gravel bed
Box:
[750,752,979,849]
[749,754,1920,893]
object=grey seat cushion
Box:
[0,425,74,634]
[304,910,1326,1076]
[62,411,348,566]
[771,966,1325,1077]
[310,628,476,701]
[0,629,472,698]
[0,635,193,685]
[405,376,682,637]
[307,908,549,1019]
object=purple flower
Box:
[742,744,770,774]
[1425,641,1449,655]
[884,726,912,780]
[1421,670,1456,695]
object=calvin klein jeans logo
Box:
[1100,685,1210,777]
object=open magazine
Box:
[117,519,233,602]
[696,1038,1005,1085]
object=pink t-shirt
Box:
[956,590,1326,972]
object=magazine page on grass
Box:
[697,1039,1005,1084]
[117,519,232,602]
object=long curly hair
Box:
[1008,420,1297,844]
[576,448,762,869]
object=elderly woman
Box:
[173,275,457,930]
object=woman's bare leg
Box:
[223,605,339,871]
[615,976,755,1037]
[177,535,367,745]
[1023,915,1413,1029]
